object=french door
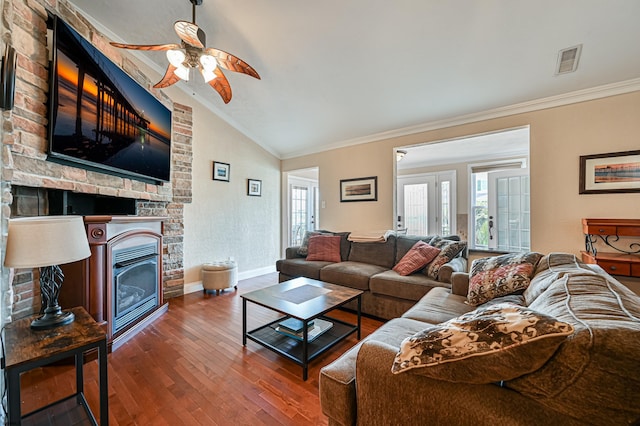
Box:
[487,169,530,251]
[288,178,318,246]
[397,171,456,236]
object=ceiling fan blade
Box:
[205,48,261,80]
[153,64,182,89]
[174,21,206,48]
[208,68,232,104]
[110,42,181,51]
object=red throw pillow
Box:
[393,241,441,276]
[306,235,342,263]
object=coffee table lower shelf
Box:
[246,316,357,380]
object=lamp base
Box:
[31,310,75,330]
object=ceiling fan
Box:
[110,0,260,103]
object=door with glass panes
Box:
[289,178,318,246]
[397,171,455,236]
[487,169,530,251]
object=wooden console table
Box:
[581,218,640,277]
[2,307,108,425]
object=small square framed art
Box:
[213,161,230,182]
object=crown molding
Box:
[282,78,640,160]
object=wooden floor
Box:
[20,273,384,425]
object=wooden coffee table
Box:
[242,277,363,380]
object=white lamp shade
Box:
[4,216,91,268]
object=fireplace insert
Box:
[112,242,159,334]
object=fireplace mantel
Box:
[60,216,169,350]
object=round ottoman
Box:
[202,261,238,295]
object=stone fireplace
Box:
[1,0,194,322]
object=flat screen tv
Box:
[47,16,172,184]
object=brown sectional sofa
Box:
[319,253,640,425]
[276,233,467,320]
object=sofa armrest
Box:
[437,257,467,283]
[319,340,364,426]
[285,246,302,259]
[451,271,470,296]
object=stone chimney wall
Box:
[1,0,192,320]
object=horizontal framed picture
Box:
[248,179,262,196]
[579,150,640,194]
[213,161,230,182]
[340,176,377,202]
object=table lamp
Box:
[4,216,91,329]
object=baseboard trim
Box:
[183,265,277,295]
[238,265,276,281]
[183,281,204,295]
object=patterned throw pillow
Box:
[306,235,342,263]
[391,303,574,383]
[424,239,467,279]
[393,241,441,276]
[467,252,543,306]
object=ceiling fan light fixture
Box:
[199,54,217,71]
[201,66,216,83]
[166,49,186,67]
[174,65,190,81]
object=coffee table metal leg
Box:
[302,322,309,380]
[242,298,247,345]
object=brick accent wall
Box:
[1,0,193,320]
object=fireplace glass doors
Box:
[112,243,159,334]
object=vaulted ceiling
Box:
[68,0,640,159]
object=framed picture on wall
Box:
[579,150,640,194]
[248,179,262,196]
[213,161,230,182]
[340,176,378,202]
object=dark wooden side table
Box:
[2,306,108,425]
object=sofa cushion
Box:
[506,272,640,425]
[467,252,543,305]
[391,303,574,384]
[370,270,449,302]
[348,235,396,268]
[276,258,333,280]
[425,239,467,279]
[402,287,475,324]
[320,261,388,291]
[523,252,590,305]
[306,235,341,263]
[393,241,441,275]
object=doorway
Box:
[395,127,530,250]
[284,168,319,248]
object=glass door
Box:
[397,171,455,236]
[288,177,318,246]
[487,169,530,251]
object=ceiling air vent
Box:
[555,44,582,75]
